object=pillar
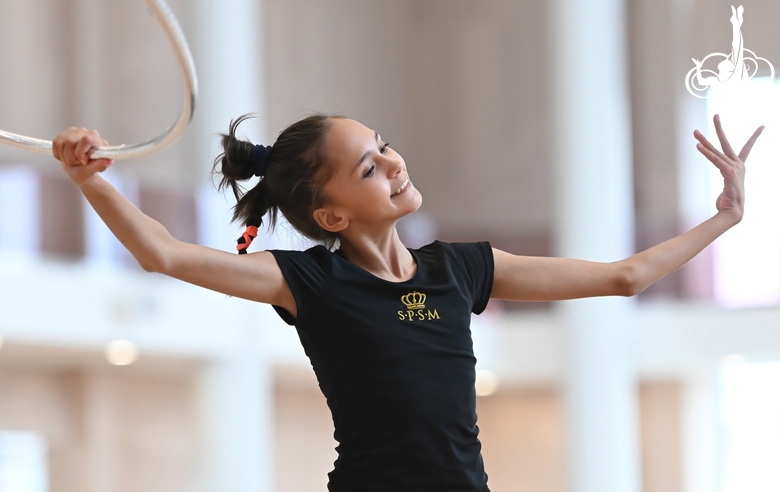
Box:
[189,0,269,252]
[550,1,640,491]
[196,322,274,492]
[185,1,274,490]
[681,369,722,492]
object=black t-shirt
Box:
[270,241,494,492]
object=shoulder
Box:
[270,244,333,269]
[268,245,334,325]
[415,241,493,267]
[268,245,334,295]
[416,241,494,314]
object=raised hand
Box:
[52,127,113,186]
[693,114,763,222]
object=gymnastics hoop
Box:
[0,0,198,161]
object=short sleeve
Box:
[269,246,332,325]
[448,242,494,315]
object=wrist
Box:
[716,209,742,227]
[77,173,105,191]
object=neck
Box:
[338,226,416,282]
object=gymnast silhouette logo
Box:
[685,5,774,98]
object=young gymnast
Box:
[53,113,761,492]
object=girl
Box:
[53,113,762,492]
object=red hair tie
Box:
[236,225,259,254]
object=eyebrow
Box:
[352,131,380,175]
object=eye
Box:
[380,142,390,154]
[363,165,376,178]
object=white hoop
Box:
[0,0,198,160]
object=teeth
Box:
[393,178,409,196]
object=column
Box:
[83,374,117,492]
[681,369,722,492]
[0,167,40,257]
[550,1,640,492]
[673,0,712,299]
[187,0,269,252]
[196,320,274,492]
[185,1,274,490]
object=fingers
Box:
[696,141,730,173]
[92,158,114,171]
[52,137,60,161]
[738,125,765,162]
[74,135,95,165]
[52,127,107,166]
[87,158,114,174]
[694,115,763,165]
[693,129,729,163]
[52,126,79,162]
[59,130,80,166]
[713,114,738,160]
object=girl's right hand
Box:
[52,127,114,186]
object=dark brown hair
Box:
[212,113,345,250]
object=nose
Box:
[384,153,404,177]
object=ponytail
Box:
[212,113,344,253]
[212,114,278,253]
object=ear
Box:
[313,207,349,233]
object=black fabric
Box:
[270,241,494,492]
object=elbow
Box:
[615,263,644,297]
[127,228,177,274]
[139,258,160,273]
[138,255,165,273]
[136,247,171,274]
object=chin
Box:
[406,191,423,214]
[393,200,421,223]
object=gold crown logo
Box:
[400,291,426,310]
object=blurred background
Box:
[1,0,780,491]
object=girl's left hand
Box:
[694,114,764,223]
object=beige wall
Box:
[478,388,565,492]
[2,1,779,491]
[3,0,779,241]
[264,0,553,240]
[0,345,682,492]
[272,384,565,492]
[273,378,682,492]
[0,0,69,169]
[4,0,779,260]
[0,347,198,492]
[274,385,337,492]
[640,381,683,492]
[0,0,192,187]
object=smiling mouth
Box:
[391,178,410,196]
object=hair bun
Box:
[250,144,273,177]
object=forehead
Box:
[325,118,375,168]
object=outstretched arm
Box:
[53,128,297,316]
[692,58,717,87]
[492,115,764,301]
